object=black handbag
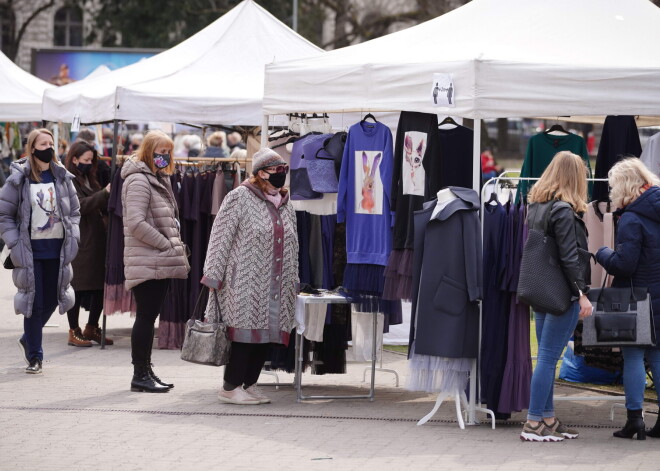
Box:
[1,245,14,269]
[582,277,656,348]
[516,202,573,315]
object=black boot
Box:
[647,411,660,438]
[613,409,646,440]
[131,364,169,393]
[148,363,174,389]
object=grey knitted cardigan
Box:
[202,182,298,345]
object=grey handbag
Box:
[582,277,656,348]
[181,288,231,366]
[517,202,572,315]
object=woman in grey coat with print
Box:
[0,128,81,374]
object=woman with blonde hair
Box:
[0,128,80,374]
[520,151,593,442]
[122,129,189,392]
[596,158,660,440]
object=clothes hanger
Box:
[438,116,459,128]
[360,113,377,124]
[486,190,499,205]
[544,123,570,135]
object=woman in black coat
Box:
[596,158,660,440]
[64,141,112,347]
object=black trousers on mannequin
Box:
[131,279,170,366]
[224,342,272,388]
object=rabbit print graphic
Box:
[402,131,427,196]
[355,150,383,215]
[30,183,63,239]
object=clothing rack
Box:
[470,174,625,428]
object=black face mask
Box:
[34,147,54,164]
[77,163,93,175]
[266,171,286,189]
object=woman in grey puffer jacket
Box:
[122,130,189,393]
[0,128,80,374]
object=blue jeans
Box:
[527,302,580,421]
[621,346,660,410]
[21,258,60,361]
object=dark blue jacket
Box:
[596,185,660,348]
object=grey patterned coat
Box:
[202,182,298,345]
[121,157,190,290]
[0,158,81,317]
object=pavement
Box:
[1,268,659,470]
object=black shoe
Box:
[613,409,646,440]
[648,411,660,438]
[148,364,174,389]
[130,365,169,393]
[17,337,28,365]
[25,358,42,374]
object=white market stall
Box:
[263,0,660,190]
[262,0,660,425]
[0,51,53,121]
[42,0,322,126]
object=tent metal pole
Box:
[261,114,269,148]
[472,118,481,193]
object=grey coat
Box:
[121,157,189,290]
[0,158,81,317]
[409,187,483,359]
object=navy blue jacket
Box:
[596,185,660,348]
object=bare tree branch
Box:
[11,0,56,60]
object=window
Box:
[0,4,15,56]
[54,6,83,47]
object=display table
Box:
[293,293,379,402]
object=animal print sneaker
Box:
[520,421,565,442]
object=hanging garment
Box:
[409,187,482,359]
[584,201,615,287]
[517,132,591,203]
[103,168,136,315]
[641,132,660,177]
[480,199,511,412]
[385,111,439,302]
[432,125,474,192]
[592,116,642,202]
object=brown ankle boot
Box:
[68,327,92,347]
[83,324,114,345]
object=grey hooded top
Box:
[0,158,81,317]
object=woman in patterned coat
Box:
[202,148,298,405]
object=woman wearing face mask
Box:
[202,148,298,405]
[122,130,189,393]
[64,141,112,347]
[0,128,81,374]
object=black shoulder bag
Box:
[516,202,573,315]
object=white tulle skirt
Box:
[406,342,472,393]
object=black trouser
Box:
[67,289,104,330]
[223,342,272,388]
[131,279,170,366]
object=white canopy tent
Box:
[42,0,322,126]
[263,0,660,189]
[0,51,53,121]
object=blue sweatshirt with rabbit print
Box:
[337,120,393,266]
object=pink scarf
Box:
[264,189,283,208]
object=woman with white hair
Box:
[596,158,660,440]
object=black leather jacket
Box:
[526,200,590,298]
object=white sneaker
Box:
[244,385,271,404]
[217,387,260,405]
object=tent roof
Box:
[263,0,660,119]
[0,51,54,121]
[42,0,321,125]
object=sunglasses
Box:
[264,165,289,174]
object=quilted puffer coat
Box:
[202,182,298,346]
[0,158,81,317]
[121,157,189,290]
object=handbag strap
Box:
[596,274,638,304]
[211,289,224,322]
